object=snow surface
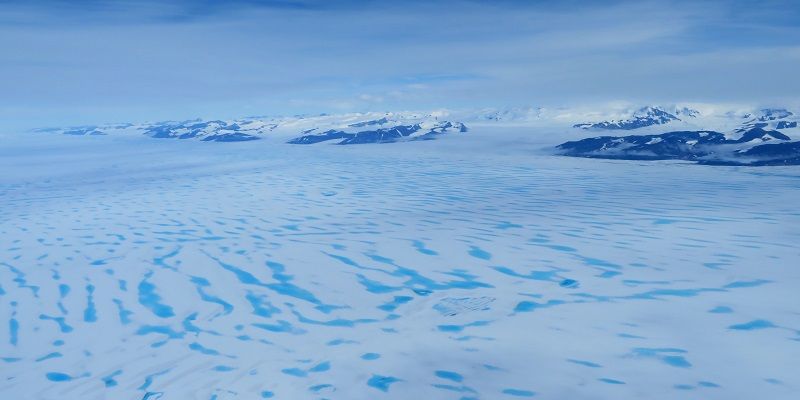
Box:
[1,128,799,399]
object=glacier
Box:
[1,112,800,400]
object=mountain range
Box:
[558,107,800,165]
[29,105,800,164]
[32,112,467,144]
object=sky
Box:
[1,0,799,130]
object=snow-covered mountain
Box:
[738,108,797,131]
[573,106,687,130]
[568,106,800,134]
[555,106,800,165]
[556,126,798,166]
[288,121,467,145]
[29,105,800,163]
[33,119,273,142]
[32,112,467,144]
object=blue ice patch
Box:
[559,279,579,288]
[189,342,221,356]
[631,348,692,368]
[367,375,401,392]
[35,352,62,362]
[514,299,565,313]
[468,246,492,260]
[502,388,536,397]
[45,372,72,382]
[361,353,380,360]
[137,272,175,318]
[723,280,771,289]
[412,240,438,255]
[102,370,122,387]
[435,370,463,382]
[83,284,97,323]
[567,359,602,368]
[437,320,490,332]
[39,314,73,333]
[309,361,330,372]
[281,368,307,377]
[138,370,170,391]
[729,319,776,330]
[708,306,733,313]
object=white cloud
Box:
[0,0,798,130]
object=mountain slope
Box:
[573,106,688,130]
[32,113,468,144]
[288,121,467,145]
[555,126,799,165]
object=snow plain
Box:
[1,127,799,399]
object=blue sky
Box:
[1,0,799,130]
